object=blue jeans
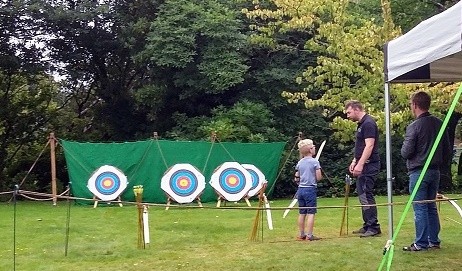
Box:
[409,169,441,248]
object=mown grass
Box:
[1,195,461,271]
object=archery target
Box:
[161,163,205,204]
[87,165,128,201]
[242,164,266,198]
[209,162,252,202]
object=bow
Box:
[440,194,462,219]
[283,140,326,218]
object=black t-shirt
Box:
[355,114,380,162]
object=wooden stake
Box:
[250,184,266,241]
[244,197,251,207]
[93,196,98,208]
[165,197,171,210]
[49,133,57,206]
[133,185,145,249]
[339,180,351,236]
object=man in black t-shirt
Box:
[345,100,381,237]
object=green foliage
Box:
[0,71,60,190]
[145,0,249,93]
[168,100,284,142]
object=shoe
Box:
[352,228,366,234]
[359,230,380,238]
[429,243,441,249]
[296,235,306,241]
[403,243,427,251]
[307,235,321,241]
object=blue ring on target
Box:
[247,169,259,190]
[95,172,121,195]
[218,168,246,194]
[169,170,198,197]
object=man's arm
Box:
[358,138,374,165]
[401,125,416,159]
[352,138,374,177]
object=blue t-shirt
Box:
[295,157,321,187]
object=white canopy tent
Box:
[383,1,462,239]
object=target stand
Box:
[87,165,128,208]
[242,164,266,207]
[209,162,252,207]
[165,194,203,210]
[161,163,206,210]
[92,195,123,208]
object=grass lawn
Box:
[1,195,461,271]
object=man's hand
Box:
[352,163,364,177]
[349,160,356,174]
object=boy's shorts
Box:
[297,187,317,214]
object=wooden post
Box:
[93,196,99,208]
[340,175,352,236]
[49,133,57,206]
[133,185,145,249]
[244,197,252,207]
[211,131,217,142]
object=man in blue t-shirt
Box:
[345,100,381,237]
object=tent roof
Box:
[384,1,462,83]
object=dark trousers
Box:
[356,162,381,232]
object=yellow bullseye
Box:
[179,178,189,187]
[103,178,113,188]
[228,176,237,185]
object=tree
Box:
[34,0,163,141]
[0,1,62,191]
[138,0,251,135]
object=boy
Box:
[295,139,322,241]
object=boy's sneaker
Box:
[429,243,441,249]
[307,235,321,241]
[296,235,306,241]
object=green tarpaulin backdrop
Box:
[60,139,286,204]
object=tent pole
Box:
[384,83,393,239]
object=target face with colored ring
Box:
[242,164,266,198]
[161,164,205,204]
[209,162,252,202]
[87,165,128,201]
